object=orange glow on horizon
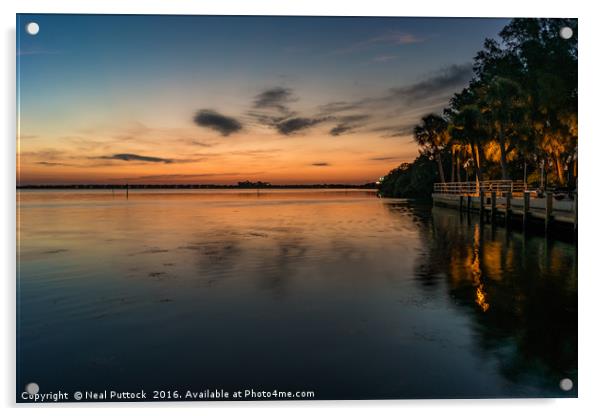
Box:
[17,127,418,185]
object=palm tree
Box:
[413,114,449,183]
[449,105,488,183]
[480,76,527,180]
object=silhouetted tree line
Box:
[380,18,577,198]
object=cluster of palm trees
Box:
[413,18,577,189]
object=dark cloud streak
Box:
[330,124,353,136]
[329,114,371,136]
[253,87,296,113]
[369,156,401,161]
[388,63,473,104]
[316,63,473,137]
[275,117,329,135]
[97,153,174,163]
[371,124,416,138]
[193,110,243,136]
[190,140,215,147]
[36,161,75,167]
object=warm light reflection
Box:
[471,224,490,312]
[483,241,504,281]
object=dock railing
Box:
[433,180,526,195]
[432,180,577,231]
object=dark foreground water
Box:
[17,189,577,401]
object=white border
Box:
[2,1,601,415]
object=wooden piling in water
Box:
[479,191,485,219]
[467,195,471,212]
[574,194,578,233]
[523,191,530,230]
[459,195,463,211]
[545,192,553,232]
[505,192,512,226]
[491,191,497,220]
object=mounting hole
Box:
[26,22,40,36]
[559,378,573,391]
[25,382,39,395]
[560,27,573,40]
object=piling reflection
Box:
[405,204,577,393]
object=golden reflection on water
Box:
[471,223,490,312]
[17,189,414,291]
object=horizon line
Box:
[17,183,378,188]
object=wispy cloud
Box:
[373,55,398,63]
[376,31,426,45]
[250,87,381,137]
[388,63,473,104]
[253,87,297,114]
[275,117,330,135]
[249,87,307,134]
[370,124,416,138]
[368,156,403,161]
[36,161,76,167]
[229,148,283,157]
[329,124,353,136]
[333,30,429,54]
[248,87,333,136]
[17,49,62,56]
[316,63,473,137]
[20,149,66,160]
[189,140,216,148]
[319,101,363,113]
[329,114,371,136]
[311,162,330,166]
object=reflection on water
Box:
[17,190,577,400]
[471,224,490,312]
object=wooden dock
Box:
[432,180,577,233]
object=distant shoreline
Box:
[17,183,378,190]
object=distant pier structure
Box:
[432,180,577,234]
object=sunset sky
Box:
[17,14,509,185]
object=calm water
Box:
[16,189,577,400]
